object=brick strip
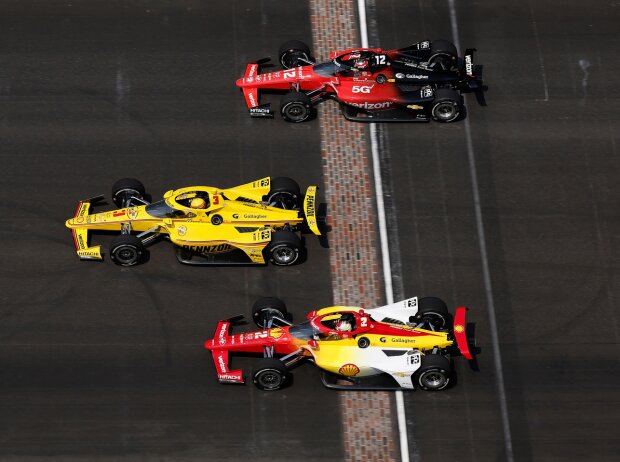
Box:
[309,2,399,461]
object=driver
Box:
[335,316,353,332]
[190,197,206,209]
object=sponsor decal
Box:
[248,65,257,78]
[352,85,374,94]
[420,41,430,49]
[254,331,269,339]
[408,354,421,365]
[380,337,387,343]
[454,324,464,333]
[184,243,234,254]
[248,92,257,106]
[255,75,262,82]
[232,214,239,219]
[78,250,99,258]
[391,338,417,344]
[218,323,228,345]
[338,363,360,377]
[77,205,88,217]
[283,70,296,79]
[465,55,474,76]
[219,373,240,381]
[128,207,138,219]
[113,210,126,217]
[406,298,418,308]
[269,328,284,340]
[243,214,267,219]
[407,104,424,110]
[305,193,315,216]
[395,73,404,79]
[76,217,84,223]
[349,101,392,110]
[77,234,86,250]
[177,225,187,236]
[249,106,270,115]
[422,87,433,98]
[217,355,226,371]
[404,74,428,79]
[244,333,254,341]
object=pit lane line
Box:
[447,1,515,461]
[357,2,410,462]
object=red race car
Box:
[236,39,485,123]
[205,296,476,391]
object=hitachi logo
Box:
[219,374,240,380]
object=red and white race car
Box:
[205,296,476,391]
[236,39,485,123]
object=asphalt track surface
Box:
[1,1,619,462]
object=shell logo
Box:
[269,328,284,339]
[178,225,187,236]
[338,363,360,377]
[454,324,464,333]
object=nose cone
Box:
[235,77,244,88]
[65,218,75,228]
[204,339,214,350]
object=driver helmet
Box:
[354,58,369,69]
[190,197,206,209]
[335,319,352,332]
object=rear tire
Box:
[278,40,312,69]
[267,230,301,266]
[252,297,288,328]
[431,88,462,123]
[429,40,458,71]
[109,234,147,266]
[414,354,452,391]
[112,178,145,208]
[267,177,301,210]
[280,91,312,123]
[252,358,288,391]
[415,296,449,330]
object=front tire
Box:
[280,91,312,123]
[112,178,145,208]
[267,230,301,266]
[252,358,288,391]
[414,354,452,391]
[266,177,301,210]
[252,297,288,328]
[109,234,147,266]
[278,40,312,69]
[431,88,462,123]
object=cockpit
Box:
[313,50,385,77]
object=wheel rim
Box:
[281,51,308,69]
[420,311,447,330]
[272,245,297,265]
[420,370,449,390]
[257,369,283,389]
[434,102,457,121]
[113,245,139,265]
[284,103,309,122]
[268,192,298,209]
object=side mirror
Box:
[308,340,319,350]
[163,218,173,226]
[163,190,173,199]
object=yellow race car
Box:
[65,177,322,266]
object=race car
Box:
[205,296,475,391]
[236,39,485,123]
[65,176,322,266]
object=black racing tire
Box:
[431,88,462,123]
[112,178,146,208]
[211,214,223,225]
[413,354,452,391]
[252,358,288,391]
[429,40,458,71]
[280,91,312,123]
[252,297,288,328]
[267,230,301,266]
[278,40,312,69]
[109,234,147,266]
[266,177,301,210]
[415,296,450,330]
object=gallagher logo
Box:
[338,363,360,377]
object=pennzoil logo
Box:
[305,188,316,216]
[184,243,233,254]
[338,363,360,377]
[128,207,138,219]
[269,328,284,339]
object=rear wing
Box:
[303,186,321,236]
[206,318,244,384]
[67,196,104,261]
[462,48,483,89]
[453,307,474,360]
[240,61,273,118]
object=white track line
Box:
[357,2,409,462]
[447,1,514,461]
